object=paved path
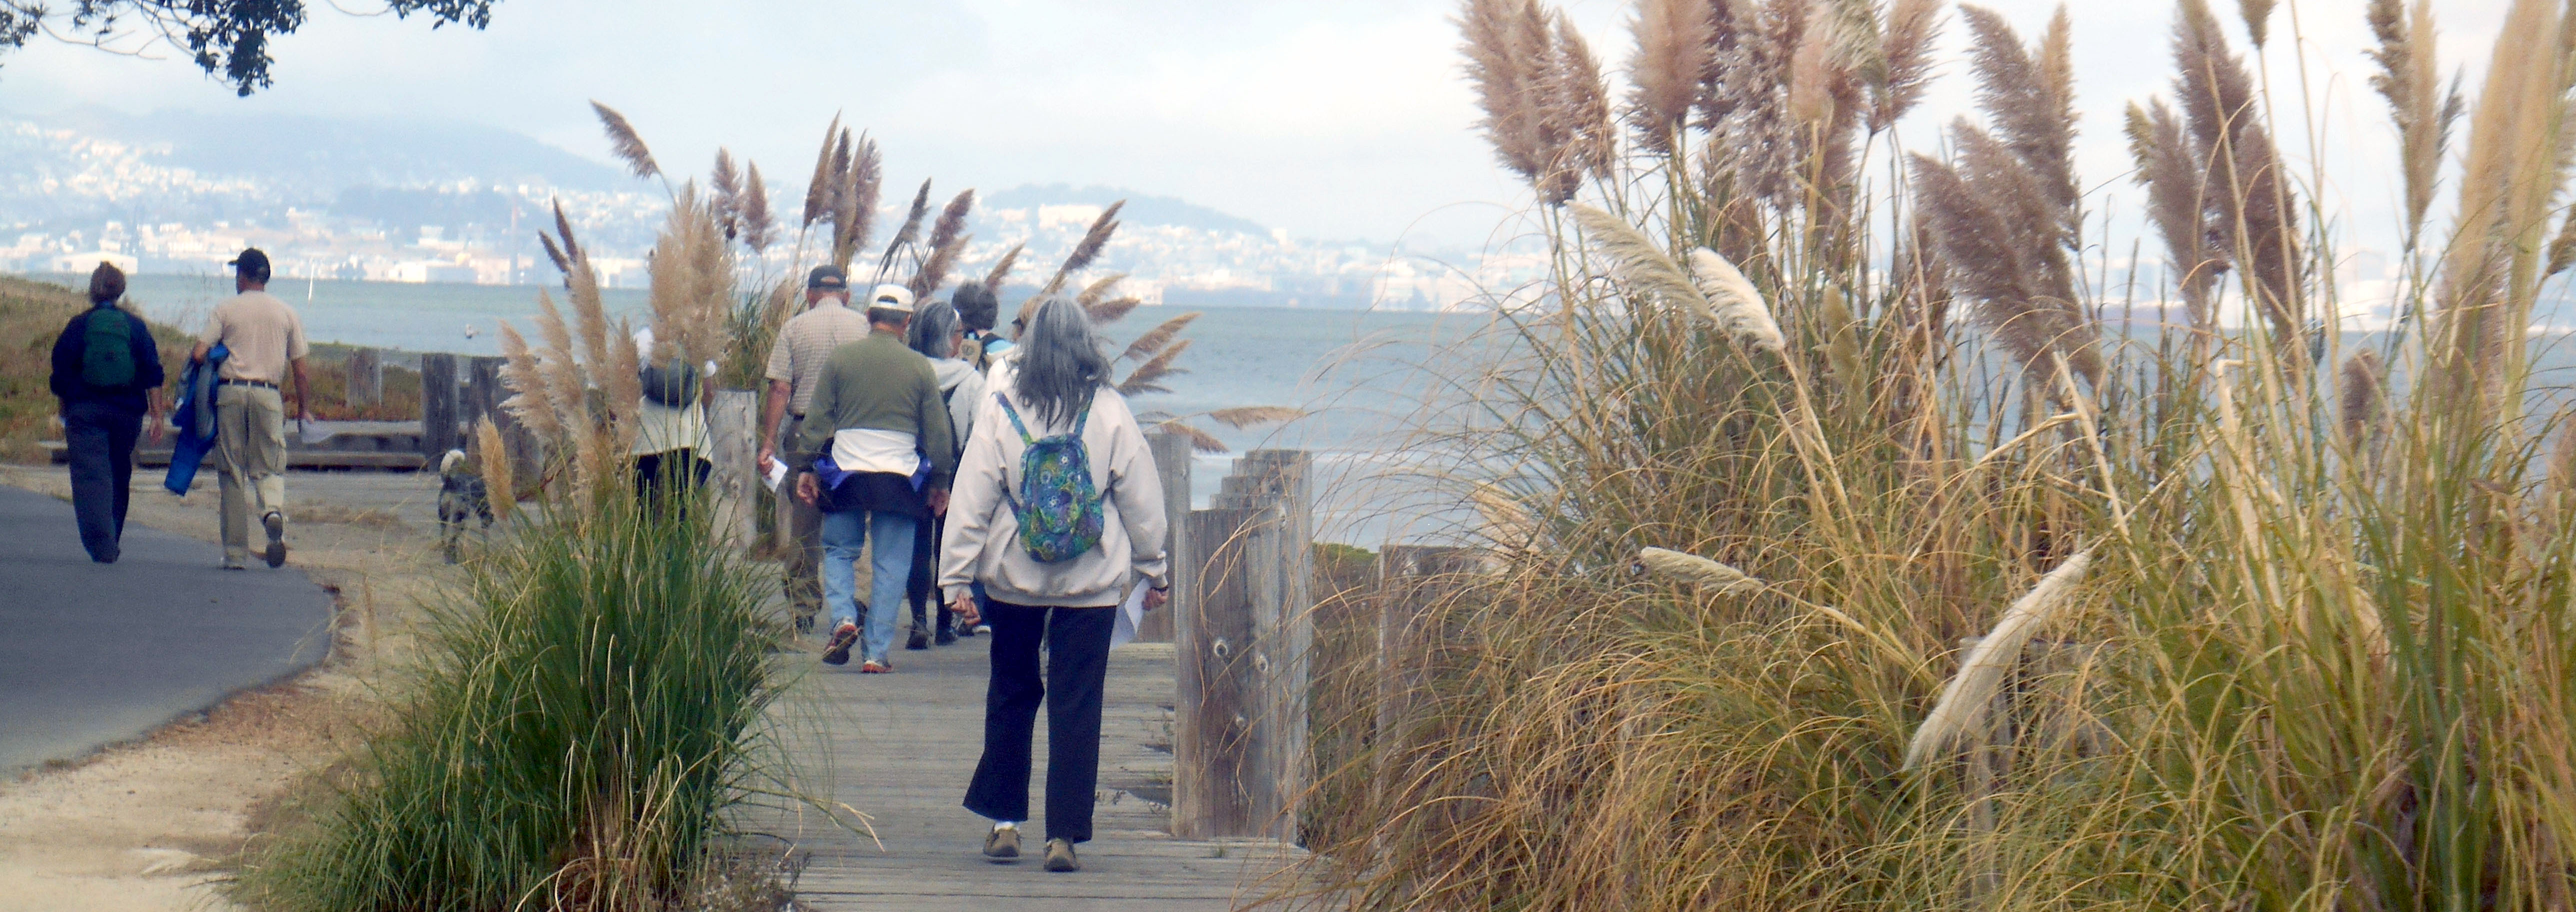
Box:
[0,484,334,775]
[752,634,1300,910]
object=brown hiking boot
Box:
[1043,838,1078,872]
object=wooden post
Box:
[1143,432,1193,643]
[1372,545,1484,828]
[344,348,380,410]
[1174,450,1314,842]
[463,356,506,433]
[706,390,759,550]
[419,353,460,458]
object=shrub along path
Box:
[766,634,1300,910]
[0,482,334,775]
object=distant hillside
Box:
[984,184,1268,236]
[20,106,630,193]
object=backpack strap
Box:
[995,393,1038,444]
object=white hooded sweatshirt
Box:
[936,382,1170,608]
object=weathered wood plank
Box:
[754,620,1294,909]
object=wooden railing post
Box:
[344,347,380,410]
[706,390,759,550]
[463,356,504,434]
[1174,450,1313,842]
[1372,545,1484,826]
[419,353,460,458]
[1143,432,1193,643]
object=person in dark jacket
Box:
[48,262,165,563]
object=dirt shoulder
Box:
[0,462,460,912]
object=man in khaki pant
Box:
[759,266,873,638]
[190,248,312,570]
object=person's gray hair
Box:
[1014,296,1110,428]
[908,302,960,359]
[866,306,912,326]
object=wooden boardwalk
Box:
[748,634,1302,910]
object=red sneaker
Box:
[822,622,859,666]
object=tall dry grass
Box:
[1286,1,2576,909]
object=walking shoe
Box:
[260,511,288,568]
[1043,838,1080,872]
[821,622,859,666]
[935,624,957,646]
[793,615,814,638]
[220,561,248,571]
[973,624,994,636]
[860,658,892,674]
[982,826,1020,860]
[906,628,930,651]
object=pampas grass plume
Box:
[1632,547,1764,596]
[2340,349,2386,448]
[1626,0,1711,154]
[590,101,660,181]
[1688,248,1787,353]
[1568,204,1703,312]
[802,114,842,228]
[476,418,514,514]
[983,244,1025,295]
[740,162,775,252]
[1122,312,1201,362]
[1872,0,1944,132]
[1905,549,2092,770]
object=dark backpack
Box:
[996,394,1105,564]
[639,358,700,408]
[80,308,136,388]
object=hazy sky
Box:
[0,0,2523,253]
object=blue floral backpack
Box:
[996,393,1106,563]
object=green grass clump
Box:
[229,498,790,911]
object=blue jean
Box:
[821,508,916,662]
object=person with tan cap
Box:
[790,284,956,672]
[760,264,874,638]
[188,248,310,570]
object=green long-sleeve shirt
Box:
[792,330,958,489]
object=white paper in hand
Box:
[300,420,332,446]
[763,458,790,492]
[1110,580,1150,650]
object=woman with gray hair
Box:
[938,296,1170,873]
[902,300,985,648]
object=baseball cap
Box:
[868,284,916,314]
[227,248,272,280]
[806,264,848,292]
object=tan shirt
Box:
[198,291,309,383]
[763,300,872,415]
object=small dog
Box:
[436,449,494,564]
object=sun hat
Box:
[868,284,916,314]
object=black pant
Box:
[632,449,710,514]
[907,514,952,632]
[62,402,142,563]
[964,600,1118,843]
